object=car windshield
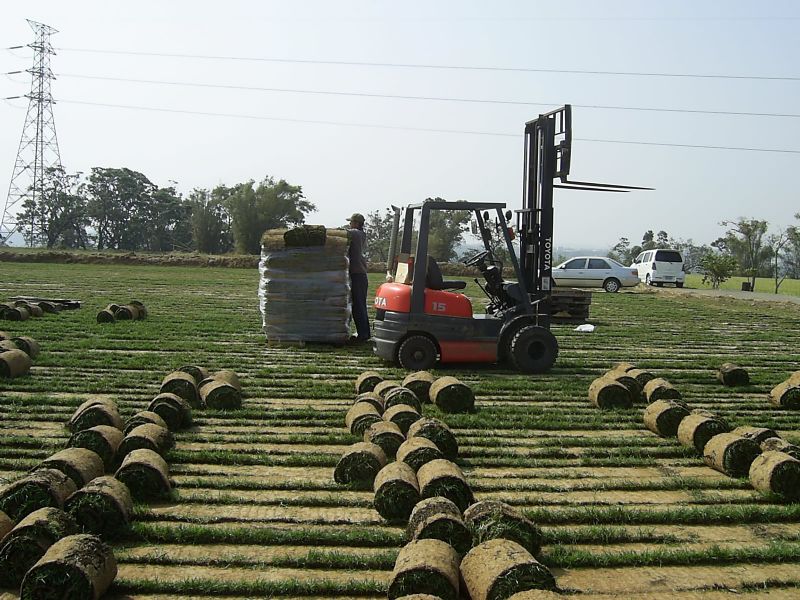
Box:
[655,250,683,262]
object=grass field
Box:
[684,274,800,296]
[1,262,800,599]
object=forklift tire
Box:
[509,325,558,374]
[397,335,438,371]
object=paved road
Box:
[653,285,800,305]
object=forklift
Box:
[372,105,650,373]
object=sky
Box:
[1,0,799,249]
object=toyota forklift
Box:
[372,105,650,373]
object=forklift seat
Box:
[426,256,467,291]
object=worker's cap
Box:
[348,213,365,225]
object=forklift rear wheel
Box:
[603,278,621,293]
[397,335,438,371]
[509,325,558,374]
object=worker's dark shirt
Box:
[347,228,368,274]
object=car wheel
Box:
[676,282,684,288]
[603,278,621,293]
[655,282,663,287]
[397,335,438,370]
[645,274,652,286]
[509,325,558,374]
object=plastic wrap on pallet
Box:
[258,246,351,342]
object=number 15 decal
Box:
[431,302,447,312]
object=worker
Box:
[346,212,371,343]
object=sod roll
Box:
[0,507,78,588]
[385,386,423,413]
[333,442,387,486]
[0,348,32,378]
[507,592,564,600]
[114,304,141,320]
[417,459,474,512]
[0,510,11,539]
[374,461,421,522]
[374,379,402,398]
[356,370,383,394]
[760,437,800,460]
[403,371,436,404]
[68,398,124,433]
[748,451,800,501]
[147,392,192,431]
[612,361,636,372]
[731,426,779,444]
[0,469,77,521]
[37,301,60,314]
[96,309,115,323]
[643,377,682,402]
[177,364,210,384]
[384,403,422,435]
[211,369,242,391]
[346,402,383,436]
[625,368,656,390]
[118,423,175,461]
[3,306,29,320]
[394,596,444,600]
[0,330,10,340]
[703,433,762,477]
[768,381,800,409]
[408,505,471,555]
[283,224,328,247]
[115,448,171,500]
[38,448,105,489]
[364,421,405,459]
[160,371,201,408]
[463,500,543,556]
[20,533,117,600]
[604,370,642,400]
[461,538,556,600]
[130,300,148,318]
[11,336,40,359]
[201,380,242,410]
[65,476,133,539]
[67,426,123,471]
[588,376,632,409]
[123,410,168,435]
[355,392,385,414]
[407,418,459,461]
[0,339,18,352]
[398,437,444,472]
[643,399,690,437]
[430,376,475,413]
[677,411,730,454]
[387,539,460,600]
[717,363,750,386]
[407,497,462,540]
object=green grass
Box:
[684,274,800,296]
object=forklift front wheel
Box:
[509,325,558,374]
[397,335,438,371]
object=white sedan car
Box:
[552,256,640,292]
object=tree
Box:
[223,176,314,254]
[607,237,630,264]
[364,208,396,264]
[783,213,800,279]
[670,238,711,273]
[188,188,232,254]
[424,199,471,262]
[641,230,656,251]
[656,230,670,247]
[767,229,789,294]
[700,252,738,289]
[86,167,157,250]
[719,218,771,290]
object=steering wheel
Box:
[463,250,491,267]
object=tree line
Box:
[608,216,800,292]
[15,167,313,255]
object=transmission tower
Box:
[1,20,63,246]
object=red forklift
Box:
[372,105,649,373]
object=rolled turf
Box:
[383,404,422,435]
[429,377,475,413]
[407,497,462,540]
[460,539,556,600]
[0,507,78,588]
[0,348,32,378]
[603,369,641,400]
[677,411,730,453]
[147,393,192,431]
[417,459,474,512]
[160,371,201,408]
[397,437,444,472]
[402,371,435,404]
[177,364,210,384]
[354,392,385,414]
[374,380,402,398]
[749,451,800,501]
[200,380,242,410]
[115,449,172,500]
[407,418,459,461]
[703,433,762,478]
[463,500,543,556]
[355,370,383,394]
[346,403,383,436]
[333,442,387,486]
[20,533,117,600]
[0,510,11,539]
[760,437,800,460]
[643,377,682,402]
[0,469,77,521]
[732,426,779,444]
[364,421,405,459]
[67,426,123,472]
[717,363,750,386]
[38,448,105,488]
[588,376,632,409]
[769,381,800,409]
[387,539,460,600]
[374,462,421,522]
[643,399,690,437]
[65,476,133,539]
[114,304,142,320]
[11,335,40,359]
[625,368,656,391]
[407,498,471,555]
[68,398,124,433]
[385,387,423,413]
[123,410,168,436]
[117,423,175,461]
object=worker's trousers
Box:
[350,272,371,340]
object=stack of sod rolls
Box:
[769,371,800,410]
[0,299,47,321]
[0,333,38,378]
[96,299,148,323]
[259,225,351,343]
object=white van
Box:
[632,249,685,287]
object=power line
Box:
[55,47,800,82]
[55,73,800,119]
[57,99,800,154]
